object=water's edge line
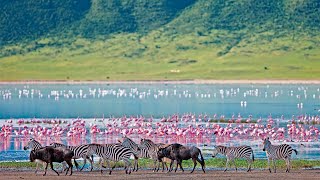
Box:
[1,80,320,85]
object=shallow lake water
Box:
[0,83,319,161]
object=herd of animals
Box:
[23,137,298,176]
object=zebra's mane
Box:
[216,145,228,155]
[140,138,156,146]
[123,137,138,145]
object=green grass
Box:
[1,29,320,81]
[1,159,319,170]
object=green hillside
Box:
[0,0,319,81]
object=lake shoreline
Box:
[1,169,320,180]
[1,80,320,85]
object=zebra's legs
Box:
[163,161,169,172]
[152,159,158,172]
[124,159,132,174]
[232,159,237,171]
[99,158,104,174]
[109,163,117,175]
[224,158,230,172]
[285,158,291,173]
[60,161,67,173]
[35,162,40,174]
[132,157,138,172]
[267,158,271,173]
[43,163,49,176]
[79,156,90,171]
[246,157,252,172]
[99,157,109,174]
[272,159,276,173]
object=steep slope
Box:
[0,0,319,81]
[0,0,91,45]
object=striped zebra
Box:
[212,145,254,172]
[119,137,143,171]
[262,137,298,173]
[140,138,165,172]
[23,138,67,174]
[119,137,169,172]
[50,142,93,171]
[86,143,137,174]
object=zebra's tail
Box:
[293,149,298,155]
[251,149,255,162]
[91,155,94,163]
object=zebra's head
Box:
[212,145,224,157]
[211,148,219,158]
[262,137,271,151]
[23,138,36,150]
[140,138,149,145]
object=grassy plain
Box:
[1,34,319,81]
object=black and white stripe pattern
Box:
[140,138,164,172]
[212,145,254,172]
[23,138,42,151]
[87,143,135,174]
[263,137,298,173]
[120,137,147,171]
[50,142,93,171]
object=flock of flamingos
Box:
[0,114,320,142]
[1,113,319,143]
[0,113,319,175]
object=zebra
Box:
[50,142,93,171]
[119,137,143,171]
[262,137,298,173]
[140,138,166,172]
[23,138,67,174]
[86,143,137,174]
[212,145,254,172]
[119,136,169,172]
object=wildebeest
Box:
[29,146,74,176]
[157,143,205,173]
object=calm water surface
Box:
[0,83,319,161]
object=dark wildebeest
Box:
[157,143,205,173]
[29,146,74,176]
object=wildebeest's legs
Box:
[191,158,197,173]
[175,160,184,172]
[196,157,205,173]
[179,161,184,172]
[168,160,174,172]
[50,162,60,176]
[66,159,73,176]
[174,160,179,172]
